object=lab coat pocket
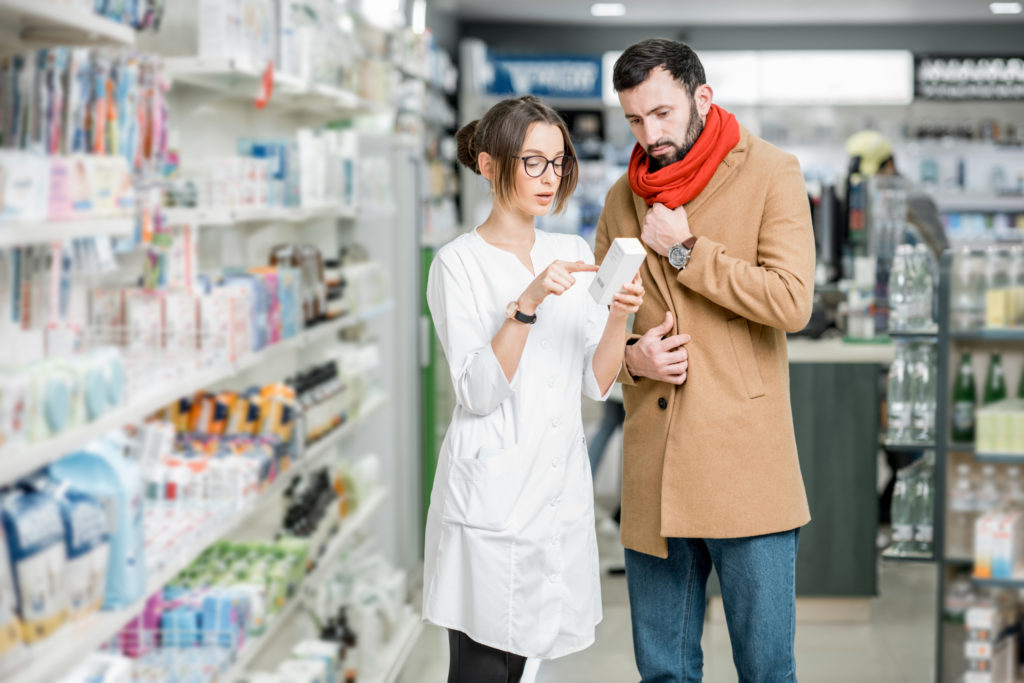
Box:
[443,445,523,532]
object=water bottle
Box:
[911,245,934,329]
[911,343,937,443]
[887,344,912,443]
[977,464,1003,512]
[888,246,910,332]
[948,463,977,559]
[984,353,1007,405]
[890,467,915,554]
[952,247,976,331]
[912,454,935,554]
[1006,466,1024,509]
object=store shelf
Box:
[936,195,1024,213]
[0,303,392,485]
[945,556,975,567]
[4,425,388,683]
[973,451,1024,464]
[0,214,135,247]
[882,441,935,452]
[0,0,135,51]
[364,611,425,683]
[971,576,1024,589]
[223,487,389,681]
[162,204,357,228]
[163,57,383,116]
[887,327,939,340]
[948,442,976,453]
[881,548,935,562]
[951,328,1024,343]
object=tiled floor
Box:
[397,514,937,682]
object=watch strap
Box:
[513,309,537,324]
[682,235,698,249]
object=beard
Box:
[646,99,705,172]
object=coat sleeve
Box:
[426,250,519,416]
[595,183,639,386]
[676,154,815,333]
[577,237,613,401]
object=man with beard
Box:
[594,39,815,682]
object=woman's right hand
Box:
[518,260,599,313]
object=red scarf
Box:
[628,104,740,209]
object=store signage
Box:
[484,55,602,99]
[916,56,1024,100]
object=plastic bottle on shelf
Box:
[1005,466,1024,510]
[983,353,1007,405]
[976,464,1003,512]
[911,343,936,443]
[912,453,935,554]
[952,352,977,443]
[948,463,977,560]
[910,244,934,330]
[887,245,910,332]
[952,248,986,331]
[890,466,915,554]
[886,344,912,443]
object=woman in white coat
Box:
[423,95,644,682]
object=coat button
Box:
[658,397,668,410]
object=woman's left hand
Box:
[610,273,644,317]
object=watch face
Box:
[669,246,687,269]
[506,301,518,319]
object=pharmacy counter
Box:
[788,335,890,598]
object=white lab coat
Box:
[422,227,611,659]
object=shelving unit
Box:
[220,487,390,682]
[0,214,136,247]
[162,204,358,228]
[0,0,135,51]
[4,414,389,683]
[0,302,392,484]
[365,613,426,683]
[162,57,385,117]
[935,195,1024,213]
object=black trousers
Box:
[447,629,526,683]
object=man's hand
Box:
[625,311,691,385]
[641,203,692,257]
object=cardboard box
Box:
[590,237,646,306]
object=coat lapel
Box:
[683,126,749,221]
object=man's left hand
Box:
[641,203,692,257]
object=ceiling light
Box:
[591,3,626,17]
[989,2,1022,13]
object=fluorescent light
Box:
[412,0,426,33]
[989,2,1022,13]
[591,3,626,17]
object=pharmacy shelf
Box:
[881,548,934,562]
[0,0,135,51]
[936,195,1024,213]
[223,488,389,681]
[4,423,388,683]
[887,327,939,340]
[0,303,392,485]
[945,556,974,567]
[365,611,425,683]
[948,442,975,453]
[163,57,384,116]
[951,328,1024,343]
[971,576,1024,589]
[302,393,388,466]
[0,214,135,247]
[882,441,935,453]
[973,452,1024,464]
[162,204,358,227]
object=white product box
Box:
[590,237,646,306]
[992,511,1024,579]
[974,512,1001,579]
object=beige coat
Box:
[595,126,815,558]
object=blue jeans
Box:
[625,529,800,683]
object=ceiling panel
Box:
[434,0,1024,25]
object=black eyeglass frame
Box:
[515,154,575,178]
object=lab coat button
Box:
[552,417,561,427]
[551,459,560,468]
[547,376,556,387]
[541,340,550,349]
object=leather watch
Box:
[668,236,698,271]
[506,300,537,325]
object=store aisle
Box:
[399,521,936,682]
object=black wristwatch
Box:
[506,300,537,324]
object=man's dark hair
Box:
[612,39,706,95]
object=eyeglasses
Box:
[516,154,575,178]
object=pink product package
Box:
[252,270,281,345]
[47,158,74,221]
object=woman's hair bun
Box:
[456,120,481,173]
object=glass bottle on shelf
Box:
[952,353,977,443]
[888,245,910,332]
[976,464,1003,512]
[948,463,977,560]
[984,353,1007,405]
[951,248,986,331]
[1005,466,1024,510]
[909,245,934,330]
